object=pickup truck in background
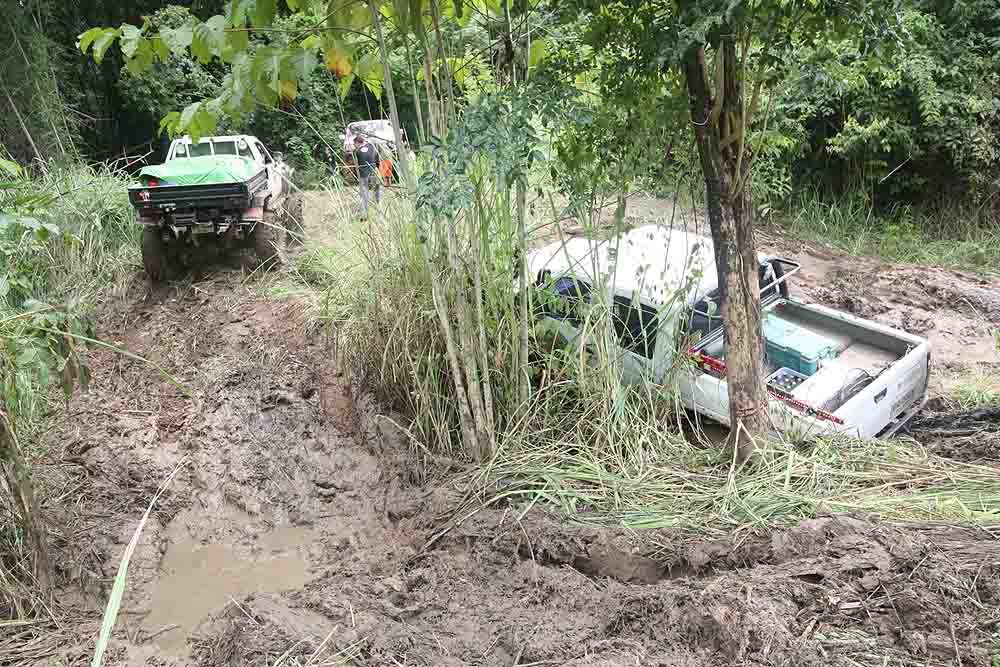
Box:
[129,134,302,281]
[525,225,931,440]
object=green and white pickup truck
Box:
[129,134,301,280]
[525,225,931,440]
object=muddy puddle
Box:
[143,518,314,655]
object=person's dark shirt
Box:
[355,143,379,176]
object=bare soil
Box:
[19,192,1000,666]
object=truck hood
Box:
[137,156,262,186]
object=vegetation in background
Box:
[0,155,137,618]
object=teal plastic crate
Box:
[762,314,839,376]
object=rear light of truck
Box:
[146,179,159,187]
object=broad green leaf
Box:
[281,48,317,81]
[254,0,278,27]
[191,15,226,63]
[300,34,321,50]
[150,36,170,61]
[120,24,143,58]
[223,28,250,62]
[179,102,202,134]
[92,29,122,64]
[287,0,301,9]
[78,27,105,54]
[227,0,254,26]
[158,111,181,137]
[447,57,469,87]
[124,38,155,75]
[161,24,194,57]
[0,158,20,177]
[252,47,283,105]
[392,0,410,35]
[357,52,384,98]
[339,72,356,99]
[528,38,548,67]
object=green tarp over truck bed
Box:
[137,155,263,186]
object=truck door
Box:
[254,140,284,200]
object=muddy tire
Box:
[282,193,305,247]
[254,212,285,269]
[142,227,177,282]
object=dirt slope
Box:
[34,272,998,667]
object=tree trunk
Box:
[683,42,768,461]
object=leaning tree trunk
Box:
[683,39,769,461]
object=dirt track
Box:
[32,193,1000,666]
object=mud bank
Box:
[26,274,995,667]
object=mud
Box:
[29,270,996,667]
[25,192,1000,666]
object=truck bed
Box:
[693,299,929,436]
[128,167,268,211]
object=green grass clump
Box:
[776,191,1000,273]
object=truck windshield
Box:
[175,140,245,158]
[684,260,792,341]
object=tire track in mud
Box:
[47,271,999,664]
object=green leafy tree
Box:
[555,0,900,457]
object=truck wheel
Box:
[254,212,285,268]
[142,227,177,281]
[282,193,305,247]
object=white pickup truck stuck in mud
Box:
[526,225,931,439]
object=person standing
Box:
[353,134,381,219]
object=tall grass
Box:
[1,160,138,620]
[291,168,1000,543]
[777,189,1000,272]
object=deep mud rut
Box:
[35,193,1000,667]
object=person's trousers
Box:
[359,170,382,217]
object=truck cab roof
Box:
[528,225,773,308]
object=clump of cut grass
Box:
[949,368,1000,410]
[776,190,1000,273]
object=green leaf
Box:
[92,29,122,64]
[223,28,250,62]
[159,111,181,137]
[254,0,278,27]
[120,23,143,58]
[77,27,106,53]
[228,0,254,25]
[150,36,170,61]
[125,38,156,75]
[179,102,202,134]
[252,47,283,105]
[528,38,548,67]
[392,0,410,36]
[0,158,20,177]
[281,47,317,81]
[161,24,194,57]
[300,34,321,50]
[357,52,384,98]
[339,72,356,99]
[191,15,226,63]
